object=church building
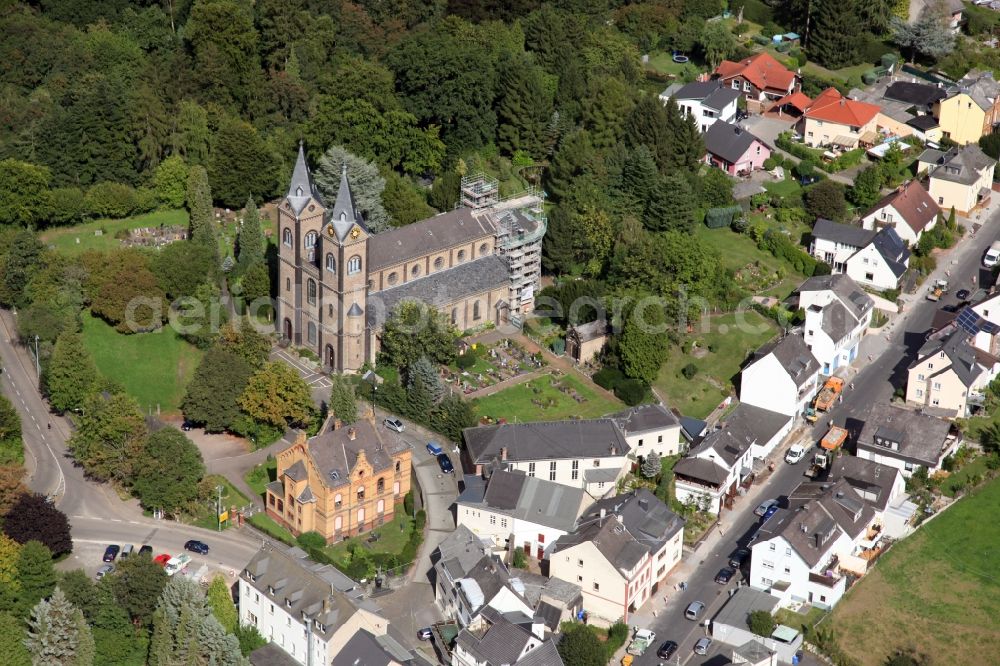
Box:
[276,145,546,373]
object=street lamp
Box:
[33,335,39,380]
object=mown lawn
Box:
[473,370,622,422]
[829,478,1000,665]
[324,505,414,565]
[40,209,189,255]
[763,176,802,198]
[245,459,278,500]
[695,224,807,299]
[654,310,778,419]
[81,311,203,414]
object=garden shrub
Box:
[614,379,649,405]
[593,366,625,391]
[456,353,476,370]
[296,531,326,550]
[84,181,139,218]
[681,363,699,379]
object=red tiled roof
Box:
[774,91,812,112]
[804,88,881,127]
[864,180,940,235]
[714,52,798,93]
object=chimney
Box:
[610,445,618,456]
[599,508,606,525]
[347,427,356,441]
[500,447,507,461]
[332,419,342,431]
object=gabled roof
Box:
[948,69,1000,112]
[297,419,409,491]
[568,319,610,343]
[867,227,911,278]
[747,334,819,388]
[463,419,630,465]
[906,114,940,131]
[684,403,791,469]
[915,327,998,387]
[856,403,954,466]
[920,145,997,186]
[884,80,947,107]
[458,470,588,533]
[714,52,798,93]
[285,143,325,215]
[774,91,813,112]
[827,455,902,512]
[703,121,770,164]
[811,218,876,249]
[455,611,536,665]
[814,300,854,343]
[804,88,880,126]
[798,274,874,321]
[669,81,740,111]
[864,180,940,235]
[611,403,679,435]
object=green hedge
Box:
[775,133,866,173]
[739,0,774,24]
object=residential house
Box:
[918,145,997,215]
[549,489,684,625]
[826,455,912,538]
[462,420,630,498]
[910,0,964,31]
[809,218,876,273]
[906,327,1000,416]
[856,402,960,477]
[673,404,792,515]
[564,319,609,364]
[265,417,411,542]
[907,114,943,143]
[432,526,582,629]
[885,80,948,116]
[739,334,821,418]
[749,478,878,610]
[845,227,911,291]
[860,180,941,246]
[797,274,874,374]
[452,608,564,666]
[845,79,946,143]
[799,88,881,149]
[713,53,800,106]
[611,403,683,458]
[329,630,434,666]
[239,545,390,666]
[968,292,1000,353]
[660,81,741,132]
[703,121,772,175]
[456,470,590,560]
[935,69,1000,145]
[728,640,781,666]
[709,588,802,665]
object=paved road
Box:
[632,210,1000,665]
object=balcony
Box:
[808,571,842,588]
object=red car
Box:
[153,554,171,567]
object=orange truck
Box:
[813,377,845,412]
[820,425,848,451]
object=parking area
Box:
[63,537,228,585]
[270,347,332,390]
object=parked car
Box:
[153,554,172,567]
[102,545,120,562]
[714,567,736,584]
[184,540,209,554]
[417,628,433,641]
[956,289,971,300]
[120,544,134,558]
[754,499,780,517]
[684,601,705,621]
[656,641,679,660]
[785,445,806,464]
[384,418,405,433]
[181,421,193,431]
[761,504,780,522]
[437,453,454,474]
[694,637,713,655]
[95,564,115,580]
[426,441,443,456]
[729,548,750,569]
[139,545,154,556]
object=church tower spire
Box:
[329,164,366,241]
[286,142,323,214]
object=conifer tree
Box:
[497,58,553,159]
[186,165,219,259]
[45,331,98,414]
[663,99,704,171]
[15,540,56,618]
[808,0,861,68]
[328,375,358,425]
[236,197,265,271]
[405,374,434,421]
[645,173,696,232]
[621,146,659,213]
[623,95,672,171]
[408,356,444,403]
[24,587,94,666]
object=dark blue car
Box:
[761,504,780,522]
[184,540,209,554]
[436,453,454,474]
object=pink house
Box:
[703,121,772,176]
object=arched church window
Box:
[326,253,336,273]
[348,256,362,275]
[307,279,317,305]
[282,228,292,247]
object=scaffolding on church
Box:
[460,174,499,209]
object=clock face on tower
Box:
[350,227,361,239]
[326,226,334,237]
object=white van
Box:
[984,241,1000,268]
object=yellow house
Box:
[906,329,1000,417]
[918,145,997,215]
[935,70,1000,145]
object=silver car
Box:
[694,637,713,655]
[684,601,705,620]
[383,418,405,433]
[95,564,115,580]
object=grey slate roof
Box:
[884,81,947,108]
[327,164,368,242]
[455,610,537,665]
[367,255,509,329]
[711,587,778,630]
[679,416,707,441]
[799,273,873,320]
[457,470,588,533]
[611,403,679,435]
[684,403,790,468]
[330,630,396,666]
[367,208,496,271]
[914,327,997,388]
[516,640,564,666]
[868,227,911,278]
[703,121,768,164]
[435,525,492,581]
[669,81,741,111]
[748,334,819,388]
[553,489,684,572]
[920,145,997,186]
[813,299,854,343]
[907,114,939,131]
[950,69,1000,112]
[811,218,876,249]
[250,642,301,666]
[856,402,954,466]
[285,143,325,215]
[672,456,729,485]
[568,319,610,343]
[582,467,621,483]
[827,455,901,512]
[463,419,630,465]
[303,419,409,491]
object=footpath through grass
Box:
[830,478,1000,665]
[473,370,622,422]
[40,209,189,255]
[81,311,203,414]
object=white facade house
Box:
[969,293,1000,354]
[612,403,684,458]
[861,180,940,246]
[844,228,911,291]
[550,490,684,625]
[453,608,564,666]
[740,334,820,418]
[660,81,741,133]
[710,588,803,665]
[238,545,390,666]
[856,402,960,477]
[809,218,876,274]
[673,404,792,515]
[798,274,874,374]
[463,420,631,498]
[456,471,590,561]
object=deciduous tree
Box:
[109,555,168,628]
[153,155,189,209]
[0,395,22,467]
[849,165,886,208]
[3,494,72,557]
[378,301,457,369]
[0,465,26,517]
[68,392,148,486]
[238,361,315,429]
[14,540,56,618]
[0,159,51,226]
[805,179,848,222]
[0,611,30,665]
[558,624,605,666]
[208,117,278,208]
[328,375,358,425]
[206,575,238,634]
[183,347,253,432]
[132,427,206,516]
[619,298,669,385]
[0,228,44,309]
